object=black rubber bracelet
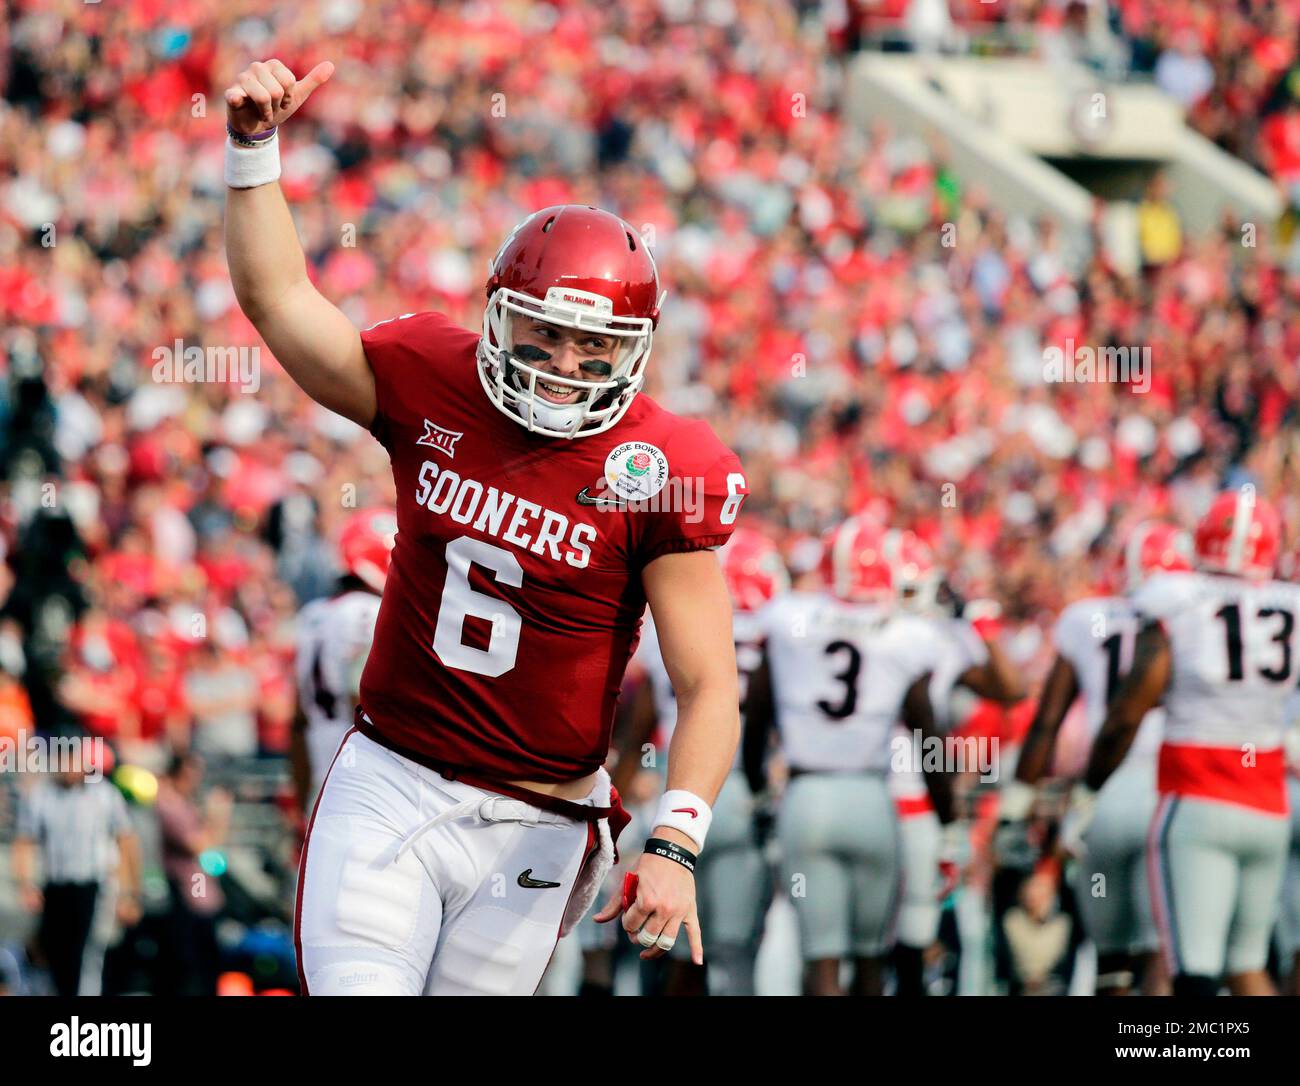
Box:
[643,837,697,873]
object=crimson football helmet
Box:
[478,205,662,439]
[340,507,397,592]
[1193,489,1281,579]
[820,515,894,604]
[881,529,939,612]
[718,528,789,613]
[1120,520,1193,591]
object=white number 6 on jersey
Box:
[721,472,747,525]
[433,536,522,677]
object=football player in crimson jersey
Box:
[226,61,746,995]
[1087,490,1300,998]
[289,507,396,817]
[1010,521,1192,997]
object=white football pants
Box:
[296,729,600,995]
[1148,792,1289,978]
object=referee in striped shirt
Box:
[13,760,141,996]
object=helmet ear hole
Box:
[541,216,556,233]
[626,231,636,251]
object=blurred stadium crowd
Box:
[1,0,1299,994]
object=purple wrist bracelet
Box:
[227,121,278,146]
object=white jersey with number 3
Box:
[1131,570,1300,814]
[295,590,382,793]
[760,591,943,773]
[1052,595,1163,761]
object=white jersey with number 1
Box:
[1052,594,1164,761]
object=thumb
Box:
[298,61,335,97]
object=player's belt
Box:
[354,711,626,828]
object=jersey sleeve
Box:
[916,618,951,676]
[750,595,784,646]
[359,311,476,448]
[293,601,324,683]
[1051,601,1090,668]
[105,785,132,837]
[1129,572,1193,629]
[635,423,746,565]
[948,618,989,670]
[892,615,947,680]
[321,596,382,700]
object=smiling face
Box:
[508,314,617,405]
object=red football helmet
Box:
[820,515,894,604]
[478,205,662,439]
[718,528,789,613]
[1193,489,1281,579]
[881,529,939,612]
[340,507,397,592]
[1121,520,1193,591]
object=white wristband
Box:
[652,790,712,851]
[225,134,281,189]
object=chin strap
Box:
[499,347,520,388]
[587,376,627,416]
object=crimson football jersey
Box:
[357,311,746,781]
